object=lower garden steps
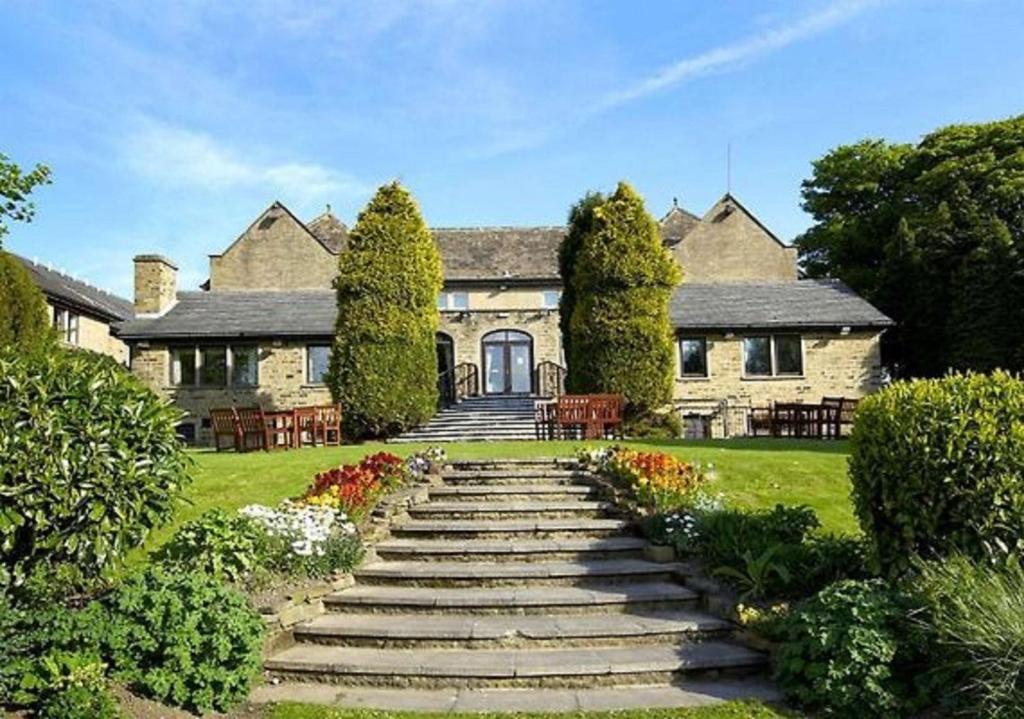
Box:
[261,458,777,708]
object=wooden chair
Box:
[822,396,859,438]
[748,406,773,437]
[264,410,296,450]
[315,404,342,446]
[294,406,319,447]
[556,395,590,439]
[209,408,240,451]
[589,394,624,439]
[534,400,557,440]
[235,406,270,452]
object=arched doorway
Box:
[482,329,533,395]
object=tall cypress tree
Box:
[0,252,52,353]
[559,191,604,392]
[328,182,443,438]
[568,182,682,433]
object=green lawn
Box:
[264,701,798,719]
[135,437,856,563]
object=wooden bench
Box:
[210,408,241,451]
[554,394,624,440]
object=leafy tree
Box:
[0,152,51,248]
[558,191,604,391]
[568,182,682,433]
[796,116,1024,376]
[328,182,443,438]
[0,251,52,352]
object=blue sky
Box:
[2,0,1023,297]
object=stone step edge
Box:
[354,560,685,580]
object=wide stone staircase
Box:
[260,459,779,711]
[390,396,539,443]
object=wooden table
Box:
[263,410,297,449]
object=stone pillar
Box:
[133,255,178,315]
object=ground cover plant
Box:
[265,701,800,719]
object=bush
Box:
[774,579,927,718]
[99,567,264,713]
[157,509,271,584]
[696,504,820,570]
[0,251,52,352]
[0,348,191,585]
[849,371,1024,577]
[241,502,363,579]
[916,554,1024,717]
[567,182,682,430]
[31,651,120,719]
[329,182,443,438]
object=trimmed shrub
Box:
[559,191,604,391]
[849,371,1024,577]
[916,554,1024,717]
[99,567,264,713]
[0,348,191,585]
[567,182,682,432]
[0,251,52,352]
[156,509,271,584]
[329,182,443,438]
[774,579,928,718]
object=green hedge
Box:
[0,348,191,585]
[329,182,443,438]
[849,371,1024,577]
[0,251,51,352]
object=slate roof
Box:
[13,254,134,322]
[306,211,349,253]
[659,203,701,245]
[116,280,891,340]
[432,227,565,282]
[670,280,893,330]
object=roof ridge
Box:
[14,253,131,303]
[431,225,566,232]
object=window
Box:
[437,291,469,310]
[679,337,708,378]
[307,345,330,384]
[743,335,803,378]
[53,308,80,345]
[232,345,259,387]
[200,346,227,387]
[171,347,197,386]
[542,290,561,310]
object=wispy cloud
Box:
[122,119,372,199]
[598,0,883,111]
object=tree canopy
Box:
[0,152,51,249]
[558,191,604,392]
[328,182,443,438]
[0,252,52,353]
[566,182,682,434]
[796,116,1024,377]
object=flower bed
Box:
[579,446,711,514]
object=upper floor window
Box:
[307,344,331,385]
[742,335,803,377]
[542,290,561,310]
[53,307,80,345]
[169,344,260,388]
[437,291,469,310]
[679,337,708,378]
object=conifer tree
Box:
[559,191,604,392]
[0,252,52,352]
[568,182,682,433]
[328,182,443,438]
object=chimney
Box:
[133,255,178,315]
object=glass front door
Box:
[482,330,533,394]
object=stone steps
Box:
[294,610,733,648]
[374,536,647,562]
[407,500,612,520]
[354,559,683,587]
[429,484,596,501]
[263,641,767,688]
[390,518,631,539]
[440,473,591,486]
[322,582,699,615]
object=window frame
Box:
[168,343,262,388]
[741,334,805,379]
[437,291,470,311]
[306,344,331,386]
[678,336,709,379]
[541,290,561,310]
[52,307,80,346]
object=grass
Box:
[133,437,856,563]
[264,701,799,719]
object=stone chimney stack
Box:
[133,255,178,315]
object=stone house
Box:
[14,253,133,363]
[116,194,891,443]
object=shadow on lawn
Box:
[635,437,851,456]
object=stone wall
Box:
[673,197,798,283]
[131,341,333,443]
[440,308,562,374]
[450,286,560,311]
[672,330,884,437]
[49,301,129,363]
[133,255,178,314]
[209,206,337,290]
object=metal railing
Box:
[438,362,480,408]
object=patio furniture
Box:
[555,394,624,440]
[534,400,558,440]
[235,406,270,452]
[822,396,859,438]
[294,406,319,447]
[748,406,773,437]
[210,407,240,451]
[264,409,296,449]
[314,404,343,446]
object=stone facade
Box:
[133,255,179,314]
[209,204,337,291]
[131,340,332,443]
[49,301,129,363]
[672,331,883,437]
[671,196,798,283]
[440,309,562,370]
